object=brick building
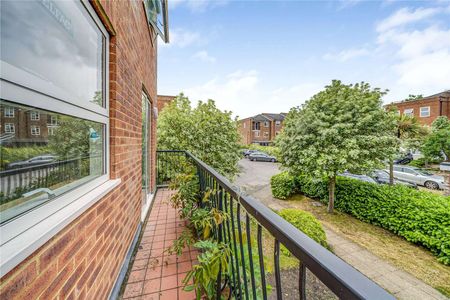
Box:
[0,1,169,299]
[386,90,450,126]
[238,113,286,145]
[157,94,176,113]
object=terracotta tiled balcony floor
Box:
[122,189,197,300]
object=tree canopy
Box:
[422,116,450,162]
[157,93,241,177]
[278,80,397,212]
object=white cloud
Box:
[376,7,439,32]
[160,28,202,48]
[323,47,370,62]
[169,0,229,13]
[192,50,216,63]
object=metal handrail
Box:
[156,150,394,299]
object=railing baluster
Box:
[224,193,238,298]
[245,214,257,300]
[299,261,306,300]
[237,203,249,300]
[230,197,243,299]
[257,225,268,300]
[274,239,282,299]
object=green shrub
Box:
[408,157,442,168]
[278,209,328,249]
[333,177,450,265]
[295,174,328,201]
[0,145,51,170]
[270,171,296,199]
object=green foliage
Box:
[0,145,51,170]
[270,171,296,200]
[278,209,329,249]
[295,174,329,200]
[278,80,397,211]
[422,116,450,161]
[184,240,231,300]
[405,94,423,101]
[158,93,241,177]
[247,144,281,160]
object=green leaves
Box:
[270,171,297,200]
[157,93,241,177]
[278,80,397,211]
[422,116,450,162]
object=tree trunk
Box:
[327,176,336,213]
[389,159,394,185]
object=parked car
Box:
[371,170,418,189]
[339,172,377,184]
[7,155,57,169]
[390,165,448,190]
[248,152,277,162]
[393,153,413,165]
[243,149,259,157]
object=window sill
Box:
[0,178,121,277]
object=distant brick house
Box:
[386,91,450,126]
[238,113,287,145]
[157,95,176,113]
[0,1,169,299]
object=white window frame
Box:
[255,131,260,137]
[275,120,281,126]
[49,115,58,125]
[30,125,41,135]
[264,121,269,127]
[30,111,40,121]
[420,106,430,117]
[4,123,15,133]
[0,0,118,278]
[403,108,414,116]
[243,123,246,129]
[263,131,269,137]
[4,106,14,117]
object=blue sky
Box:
[158,0,450,118]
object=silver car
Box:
[391,165,448,190]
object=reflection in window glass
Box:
[0,100,104,224]
[0,0,104,107]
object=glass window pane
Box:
[0,0,105,107]
[0,100,105,224]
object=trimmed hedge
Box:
[270,172,450,264]
[271,171,296,199]
[278,209,328,249]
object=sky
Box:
[157,0,450,119]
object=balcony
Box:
[121,150,394,300]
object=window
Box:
[263,132,269,137]
[4,106,14,117]
[30,111,40,120]
[0,0,111,274]
[420,106,430,117]
[4,123,15,133]
[142,92,153,212]
[47,126,56,136]
[30,125,41,135]
[49,115,58,125]
[275,120,281,126]
[402,168,417,175]
[264,121,269,127]
[143,0,169,43]
[275,131,280,136]
[255,131,260,137]
[243,123,246,129]
[403,108,414,116]
[252,122,260,130]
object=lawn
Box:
[286,194,450,297]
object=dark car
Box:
[393,153,413,165]
[248,152,277,162]
[7,155,57,169]
[243,149,259,157]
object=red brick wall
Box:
[387,97,450,126]
[238,118,252,144]
[0,1,158,299]
[157,95,175,113]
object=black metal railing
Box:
[156,150,394,300]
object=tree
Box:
[405,94,423,101]
[157,93,241,177]
[278,80,397,213]
[422,116,450,162]
[387,113,426,184]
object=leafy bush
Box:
[0,145,51,170]
[278,209,328,249]
[408,157,442,168]
[333,177,450,265]
[270,171,296,199]
[295,174,328,200]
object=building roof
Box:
[252,114,272,122]
[261,113,286,121]
[388,90,450,105]
[240,112,287,122]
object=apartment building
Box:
[0,1,168,299]
[239,113,286,145]
[386,90,450,126]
